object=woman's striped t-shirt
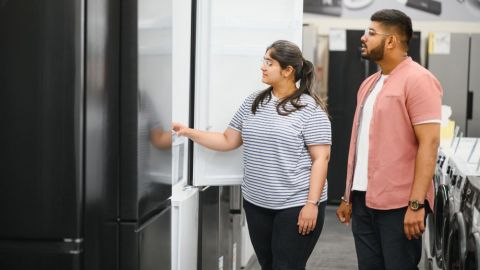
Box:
[228,91,331,209]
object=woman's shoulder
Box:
[299,94,329,116]
[299,94,320,108]
[243,90,266,104]
[250,90,264,98]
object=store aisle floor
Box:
[246,205,428,270]
[305,205,357,269]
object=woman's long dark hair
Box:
[251,40,328,116]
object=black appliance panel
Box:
[120,0,172,222]
[83,0,121,268]
[447,212,467,269]
[0,249,82,270]
[406,0,442,15]
[410,31,421,64]
[119,206,171,270]
[198,186,220,270]
[0,0,83,239]
[434,184,449,267]
[327,30,371,203]
[465,232,480,270]
[303,0,342,16]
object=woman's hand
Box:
[297,203,318,235]
[171,123,242,152]
[172,122,191,137]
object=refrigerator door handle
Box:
[467,91,473,120]
[0,239,83,254]
[135,203,171,233]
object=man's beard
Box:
[361,39,385,61]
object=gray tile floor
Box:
[246,205,428,270]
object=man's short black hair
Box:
[371,9,413,47]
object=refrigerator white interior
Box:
[193,0,304,186]
[171,186,199,270]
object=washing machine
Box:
[441,158,463,269]
[446,159,480,269]
[432,138,480,268]
[434,147,468,268]
[424,137,479,268]
[461,175,480,270]
[431,149,450,267]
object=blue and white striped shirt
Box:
[229,91,331,209]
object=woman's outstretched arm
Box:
[172,123,243,152]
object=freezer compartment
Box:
[198,186,220,270]
[120,205,171,270]
[220,186,242,270]
[83,222,118,270]
[198,186,242,270]
[0,240,82,270]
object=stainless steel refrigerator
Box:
[0,0,172,269]
[427,33,480,137]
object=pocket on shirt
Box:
[384,94,403,98]
[377,95,404,110]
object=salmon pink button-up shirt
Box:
[344,57,443,210]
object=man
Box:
[336,9,442,270]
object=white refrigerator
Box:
[172,0,304,269]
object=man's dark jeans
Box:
[351,191,422,270]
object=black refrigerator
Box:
[0,0,172,269]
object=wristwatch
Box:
[306,199,320,206]
[408,200,425,211]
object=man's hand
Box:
[403,208,425,240]
[336,201,352,225]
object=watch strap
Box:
[408,200,425,211]
[306,199,320,206]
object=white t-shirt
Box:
[352,75,387,191]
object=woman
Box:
[173,40,331,270]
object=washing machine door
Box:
[435,184,449,267]
[426,212,435,258]
[443,192,457,267]
[447,212,467,270]
[465,232,480,270]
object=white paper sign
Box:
[430,32,451,55]
[329,29,346,51]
